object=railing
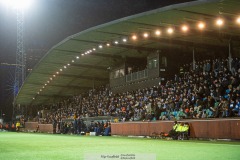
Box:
[126,69,148,82]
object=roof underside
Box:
[16,0,240,105]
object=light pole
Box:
[0,0,33,120]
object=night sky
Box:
[0,0,193,119]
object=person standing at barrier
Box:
[11,122,15,131]
[169,121,178,140]
[0,123,3,130]
[16,121,21,132]
[52,118,57,134]
[5,123,9,131]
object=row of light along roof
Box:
[32,17,240,101]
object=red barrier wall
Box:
[111,119,240,139]
[24,122,38,131]
[24,122,53,133]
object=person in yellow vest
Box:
[176,122,183,140]
[16,121,21,132]
[181,123,189,140]
[169,121,178,140]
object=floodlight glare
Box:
[143,33,149,38]
[198,22,205,29]
[131,35,137,40]
[216,18,224,26]
[155,30,161,36]
[122,38,127,42]
[236,17,240,24]
[181,25,189,32]
[1,0,33,9]
[167,28,174,34]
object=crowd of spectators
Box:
[36,57,240,125]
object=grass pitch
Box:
[0,132,239,160]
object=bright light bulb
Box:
[106,43,110,46]
[181,25,189,32]
[122,38,127,42]
[143,33,149,38]
[131,35,137,40]
[216,18,224,26]
[155,30,161,36]
[99,45,103,48]
[236,17,240,24]
[114,41,118,44]
[198,22,205,29]
[167,28,174,34]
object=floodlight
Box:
[155,30,161,36]
[143,33,149,38]
[216,18,224,26]
[181,25,189,32]
[131,35,137,40]
[1,0,33,9]
[167,28,174,34]
[122,38,127,42]
[198,22,205,29]
[236,17,240,24]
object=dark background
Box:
[0,0,193,120]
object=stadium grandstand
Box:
[3,0,239,140]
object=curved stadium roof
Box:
[16,0,240,105]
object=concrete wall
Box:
[25,119,240,139]
[111,119,240,139]
[24,122,53,133]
